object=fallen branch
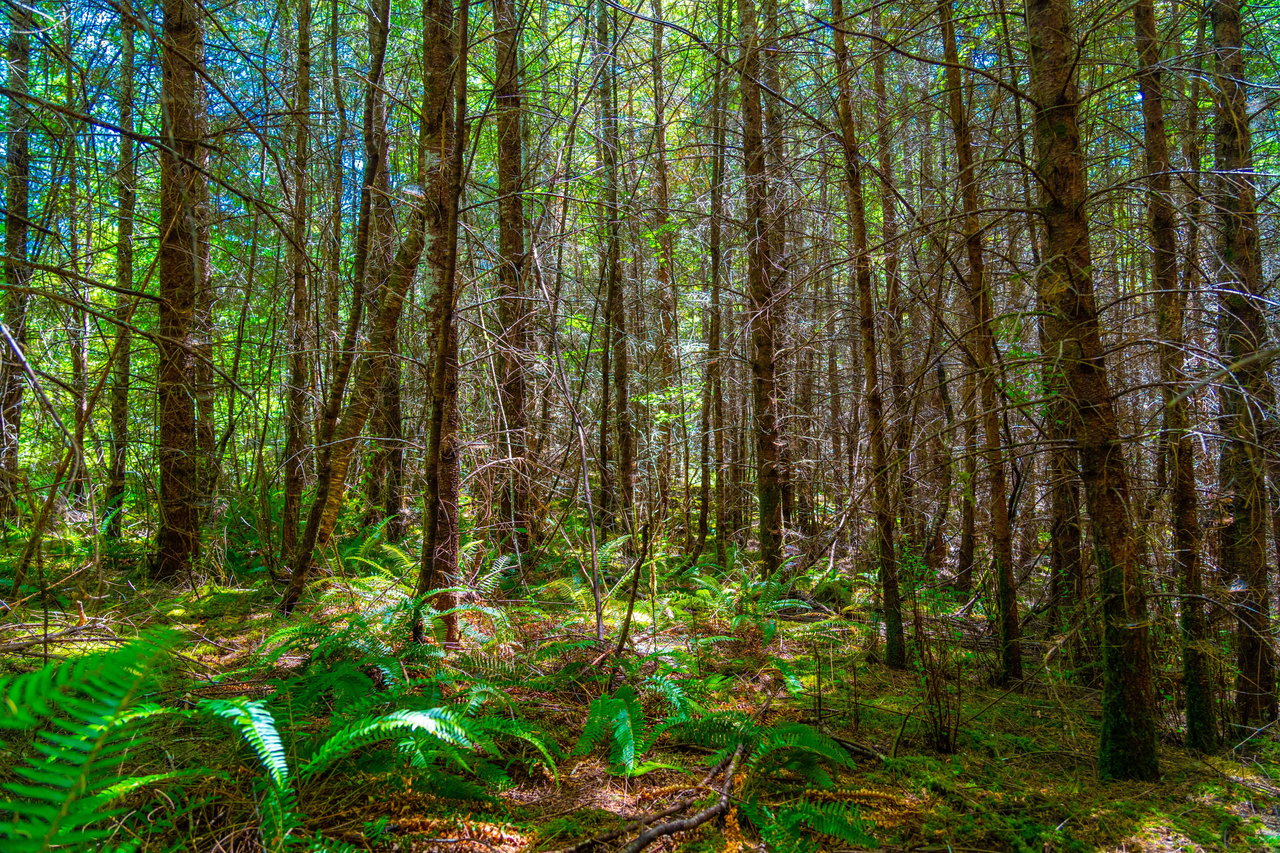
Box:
[827,734,887,762]
[0,622,115,653]
[549,750,737,853]
[617,742,745,853]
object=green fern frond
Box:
[475,716,560,776]
[642,673,694,721]
[199,698,290,788]
[299,708,471,781]
[572,685,660,774]
[474,553,516,596]
[450,651,527,684]
[740,797,876,850]
[0,632,176,853]
[597,534,633,571]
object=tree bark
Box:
[742,0,785,577]
[1134,0,1215,750]
[1211,0,1275,730]
[831,0,905,669]
[415,0,469,645]
[105,0,136,539]
[1025,0,1159,779]
[280,0,446,612]
[282,0,313,560]
[494,0,533,553]
[691,5,728,568]
[941,0,1020,683]
[0,1,33,521]
[155,0,209,580]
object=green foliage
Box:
[572,685,671,774]
[739,798,876,852]
[0,632,182,853]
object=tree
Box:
[155,0,210,580]
[415,0,470,645]
[831,0,905,669]
[940,0,1020,684]
[104,0,136,541]
[742,0,785,578]
[1211,0,1275,730]
[282,0,314,560]
[494,0,533,554]
[1025,0,1159,780]
[0,1,33,522]
[1134,0,1215,750]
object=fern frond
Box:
[199,698,289,788]
[299,708,471,781]
[475,716,560,776]
[0,632,175,853]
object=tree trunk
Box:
[415,0,469,645]
[831,0,905,669]
[1211,0,1275,730]
[940,0,1021,683]
[691,6,727,568]
[280,0,446,611]
[741,0,784,577]
[1134,0,1215,750]
[1025,0,1159,780]
[494,0,533,553]
[651,0,681,528]
[105,0,135,539]
[595,0,632,525]
[874,9,915,553]
[155,0,209,580]
[282,0,313,560]
[0,1,32,521]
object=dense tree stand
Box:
[5,0,1280,845]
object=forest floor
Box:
[4,552,1280,853]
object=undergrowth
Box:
[1,531,1278,852]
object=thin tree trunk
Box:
[651,0,681,530]
[105,0,135,539]
[1134,0,1215,750]
[594,0,632,525]
[280,0,444,611]
[415,0,469,645]
[691,5,727,568]
[831,0,905,669]
[873,9,915,552]
[940,0,1020,684]
[741,0,784,577]
[314,0,391,479]
[282,0,313,559]
[494,0,533,553]
[361,0,402,532]
[956,373,977,593]
[0,1,33,521]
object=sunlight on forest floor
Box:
[4,565,1280,852]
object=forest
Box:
[1,0,1280,848]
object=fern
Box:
[750,721,853,787]
[573,685,649,773]
[471,553,517,596]
[739,797,876,852]
[299,708,472,780]
[0,632,176,852]
[199,698,289,788]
